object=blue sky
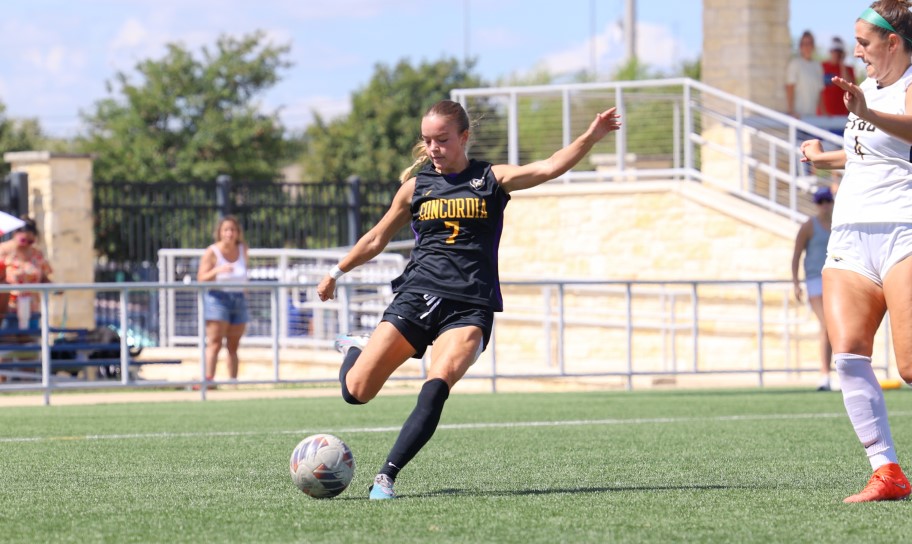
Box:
[0,1,863,137]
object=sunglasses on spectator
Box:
[816,198,834,204]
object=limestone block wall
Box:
[480,181,854,380]
[498,181,795,281]
[703,0,790,112]
[3,152,96,329]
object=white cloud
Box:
[277,95,351,130]
[20,45,87,80]
[635,21,696,70]
[533,20,697,78]
[110,18,149,50]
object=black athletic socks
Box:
[339,348,365,405]
[379,378,450,480]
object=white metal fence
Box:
[0,280,895,404]
[0,79,870,404]
[452,77,844,222]
[157,248,406,347]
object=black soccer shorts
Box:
[382,291,494,359]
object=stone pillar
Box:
[703,0,791,110]
[3,152,95,329]
[701,0,791,192]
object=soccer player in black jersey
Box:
[316,99,621,499]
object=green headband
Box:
[859,7,912,45]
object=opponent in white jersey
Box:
[800,0,912,503]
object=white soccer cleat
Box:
[333,333,370,356]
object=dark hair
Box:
[16,217,37,236]
[867,0,912,53]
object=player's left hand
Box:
[589,107,622,139]
[833,76,868,118]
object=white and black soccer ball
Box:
[289,434,355,498]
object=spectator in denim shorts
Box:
[197,215,248,385]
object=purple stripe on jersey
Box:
[492,198,507,310]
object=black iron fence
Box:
[93,177,406,281]
[92,176,408,344]
[0,172,29,221]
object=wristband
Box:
[329,265,345,280]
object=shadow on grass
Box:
[419,483,747,498]
[333,483,749,501]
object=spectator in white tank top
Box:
[196,215,249,387]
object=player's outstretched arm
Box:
[800,139,846,170]
[493,107,621,193]
[316,179,414,301]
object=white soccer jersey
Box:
[834,65,912,227]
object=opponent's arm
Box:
[800,139,847,170]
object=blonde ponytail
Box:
[399,141,430,183]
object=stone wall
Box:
[703,0,791,112]
[3,152,95,329]
[485,181,843,382]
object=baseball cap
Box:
[830,37,845,52]
[813,187,834,203]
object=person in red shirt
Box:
[821,37,856,122]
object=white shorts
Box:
[824,223,912,286]
[805,276,823,298]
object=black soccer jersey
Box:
[390,159,510,311]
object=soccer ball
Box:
[289,434,355,498]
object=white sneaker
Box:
[333,333,370,356]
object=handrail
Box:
[0,279,892,404]
[452,77,844,223]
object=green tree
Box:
[80,31,291,182]
[301,58,490,182]
[0,103,45,177]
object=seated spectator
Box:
[0,218,53,330]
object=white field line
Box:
[5,410,908,444]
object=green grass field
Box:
[2,388,912,543]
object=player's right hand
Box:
[317,276,336,302]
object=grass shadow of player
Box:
[341,483,748,500]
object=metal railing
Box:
[0,279,894,404]
[452,77,844,222]
[156,248,406,347]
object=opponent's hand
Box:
[800,139,824,163]
[316,276,336,302]
[833,76,868,118]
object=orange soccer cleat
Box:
[843,463,911,503]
